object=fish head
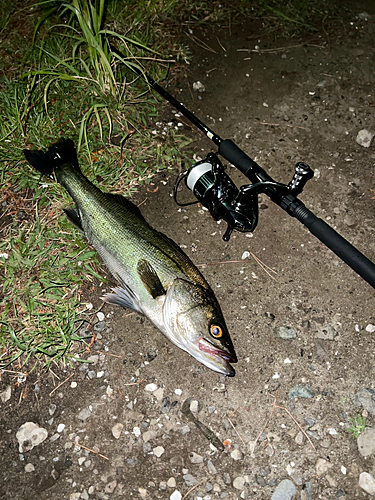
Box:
[163,278,237,376]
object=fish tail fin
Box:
[24,138,81,181]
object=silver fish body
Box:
[24,139,237,375]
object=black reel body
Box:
[174,152,314,241]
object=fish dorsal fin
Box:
[106,193,145,220]
[137,259,166,299]
[63,206,83,231]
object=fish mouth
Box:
[198,337,237,376]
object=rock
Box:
[271,479,296,500]
[193,81,205,92]
[359,472,375,495]
[167,477,176,488]
[183,474,198,487]
[356,129,375,148]
[288,384,315,399]
[153,446,165,457]
[231,449,243,460]
[358,427,375,456]
[153,388,164,401]
[316,458,332,476]
[138,487,147,498]
[104,480,117,494]
[0,385,11,403]
[190,400,199,413]
[366,324,375,333]
[143,430,157,442]
[314,339,327,361]
[16,422,48,452]
[80,489,89,500]
[357,388,375,415]
[301,482,314,500]
[25,463,35,472]
[315,324,338,340]
[112,423,124,439]
[189,452,203,463]
[207,460,217,475]
[76,407,92,421]
[233,476,245,490]
[170,491,182,500]
[145,383,158,392]
[273,326,297,340]
[57,424,65,433]
[295,431,304,445]
[70,494,81,500]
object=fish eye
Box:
[210,324,223,338]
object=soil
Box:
[1,1,375,499]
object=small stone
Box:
[105,480,117,494]
[0,385,11,403]
[295,431,304,445]
[183,474,198,487]
[193,81,205,92]
[190,400,199,413]
[16,422,48,452]
[288,384,315,399]
[208,406,215,413]
[87,354,99,365]
[207,460,217,475]
[189,452,203,463]
[170,491,182,500]
[175,389,182,396]
[366,324,375,333]
[112,423,124,439]
[153,446,165,457]
[78,457,86,466]
[93,321,106,332]
[233,476,245,490]
[231,449,243,460]
[57,424,65,433]
[359,472,375,495]
[25,463,35,472]
[154,388,164,401]
[138,487,147,498]
[80,489,89,500]
[97,311,105,322]
[71,382,77,388]
[49,404,57,416]
[273,326,297,340]
[357,388,375,415]
[133,426,141,437]
[70,494,81,500]
[179,424,190,435]
[76,407,92,421]
[167,477,176,488]
[358,427,375,456]
[143,430,157,442]
[145,383,158,392]
[356,129,375,148]
[316,458,332,476]
[271,479,296,500]
[315,324,338,340]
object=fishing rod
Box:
[111,45,375,289]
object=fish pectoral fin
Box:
[101,282,143,314]
[64,206,83,231]
[137,259,166,299]
[106,193,145,221]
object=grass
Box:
[348,415,367,440]
[0,0,340,370]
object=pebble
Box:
[231,449,243,460]
[315,325,338,340]
[153,446,165,457]
[356,129,375,148]
[359,472,375,495]
[16,422,48,452]
[357,388,375,415]
[295,431,304,445]
[190,400,199,413]
[233,476,245,490]
[145,383,158,392]
[133,426,141,438]
[288,384,315,399]
[80,490,89,500]
[143,430,157,442]
[271,479,296,500]
[76,407,92,421]
[105,480,117,494]
[179,424,190,435]
[70,494,81,500]
[167,477,176,488]
[273,326,297,340]
[315,458,332,476]
[93,321,106,332]
[175,389,182,396]
[183,474,198,487]
[57,424,65,433]
[96,311,105,322]
[358,427,375,456]
[154,388,164,401]
[170,491,182,500]
[138,487,147,498]
[112,423,124,439]
[207,460,217,475]
[189,452,203,464]
[193,81,205,92]
[25,463,35,472]
[0,385,11,403]
[366,324,375,333]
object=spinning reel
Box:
[174,152,314,242]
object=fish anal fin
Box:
[137,259,166,299]
[63,207,83,231]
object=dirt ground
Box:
[1,1,375,499]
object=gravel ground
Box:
[1,1,375,499]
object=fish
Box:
[24,138,237,376]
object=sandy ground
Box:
[1,1,375,499]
